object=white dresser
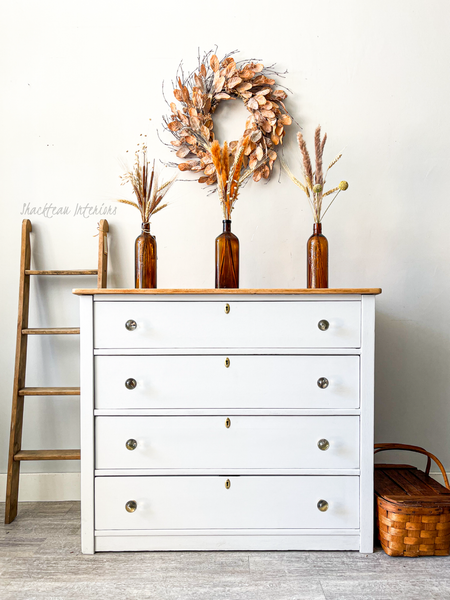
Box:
[75,288,380,554]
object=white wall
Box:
[1,0,450,494]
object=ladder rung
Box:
[25,270,98,276]
[14,449,80,461]
[22,327,80,335]
[19,387,80,396]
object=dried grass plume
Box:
[210,135,268,220]
[117,143,176,223]
[282,126,348,223]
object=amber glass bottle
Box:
[135,222,157,289]
[307,222,328,288]
[215,220,239,289]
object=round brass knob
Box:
[125,378,137,390]
[126,439,137,451]
[125,500,137,513]
[318,319,329,331]
[225,357,230,368]
[225,303,230,314]
[125,319,137,331]
[317,377,329,389]
[317,499,329,512]
[318,438,330,451]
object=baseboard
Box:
[0,471,448,503]
[0,472,80,502]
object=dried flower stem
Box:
[315,126,324,187]
[320,190,341,220]
[283,127,348,223]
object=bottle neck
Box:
[313,222,322,235]
[141,222,150,234]
[223,220,232,233]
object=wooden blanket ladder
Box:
[4,218,109,524]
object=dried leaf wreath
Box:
[163,50,293,185]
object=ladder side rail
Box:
[97,219,108,289]
[5,219,32,523]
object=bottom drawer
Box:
[95,476,359,531]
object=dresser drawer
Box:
[95,355,360,410]
[95,475,359,530]
[94,301,361,349]
[95,416,359,470]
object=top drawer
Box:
[94,301,361,349]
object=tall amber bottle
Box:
[215,220,239,289]
[135,222,157,289]
[307,222,328,288]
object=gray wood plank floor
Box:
[1,502,449,600]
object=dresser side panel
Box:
[359,295,375,553]
[80,295,95,554]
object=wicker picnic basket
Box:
[374,443,450,557]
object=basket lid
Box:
[375,464,450,506]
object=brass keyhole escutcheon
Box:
[225,479,231,489]
[225,357,230,368]
[225,303,230,314]
[225,418,231,429]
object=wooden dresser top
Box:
[73,288,382,296]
